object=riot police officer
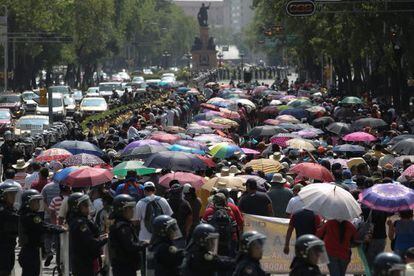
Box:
[373,252,406,276]
[146,215,184,276]
[233,231,267,276]
[289,234,328,276]
[18,189,65,276]
[67,192,107,276]
[182,223,235,276]
[0,183,19,276]
[109,194,143,276]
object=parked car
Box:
[21,91,39,113]
[15,115,49,136]
[98,82,123,98]
[72,89,83,103]
[35,94,66,121]
[80,97,108,116]
[48,85,71,96]
[64,97,76,116]
[0,94,24,117]
[0,108,12,134]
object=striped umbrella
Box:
[244,159,283,174]
[113,161,157,177]
[63,153,105,167]
[36,148,72,162]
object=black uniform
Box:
[182,245,235,276]
[289,257,322,276]
[233,255,266,276]
[147,238,184,276]
[18,210,64,276]
[109,218,143,276]
[69,215,107,276]
[0,202,19,275]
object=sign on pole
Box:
[286,0,316,16]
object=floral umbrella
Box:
[63,153,105,167]
[36,148,72,162]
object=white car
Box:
[21,91,39,113]
[143,68,153,75]
[15,115,49,136]
[72,90,83,103]
[64,97,76,116]
[80,97,108,115]
[161,73,175,79]
[35,94,66,120]
[98,82,123,98]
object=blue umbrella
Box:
[280,108,309,119]
[53,140,103,157]
[333,144,366,154]
[168,144,205,155]
[177,87,190,93]
[53,167,80,183]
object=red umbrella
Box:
[36,148,72,162]
[342,132,376,142]
[200,103,220,111]
[195,154,216,167]
[261,106,279,115]
[65,167,113,188]
[150,131,180,144]
[289,162,335,182]
[159,172,206,190]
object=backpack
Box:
[208,207,233,250]
[352,210,373,245]
[144,197,164,233]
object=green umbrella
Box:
[287,98,313,108]
[113,161,157,177]
[340,96,362,105]
[277,105,292,111]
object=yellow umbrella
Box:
[286,138,316,151]
[347,157,366,169]
[244,159,283,174]
[211,117,239,127]
[202,176,245,191]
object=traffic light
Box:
[39,88,47,105]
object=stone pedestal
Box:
[191,26,217,71]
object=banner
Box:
[243,213,367,274]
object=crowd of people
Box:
[1,78,414,276]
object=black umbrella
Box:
[312,116,335,128]
[326,122,352,135]
[352,118,387,130]
[121,144,168,160]
[144,151,207,172]
[332,144,366,154]
[390,139,414,155]
[248,125,288,138]
[389,135,414,145]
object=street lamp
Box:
[161,51,171,69]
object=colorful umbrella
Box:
[121,144,168,160]
[248,125,287,138]
[219,108,241,119]
[241,148,260,155]
[359,183,414,212]
[270,133,300,147]
[263,119,281,126]
[286,138,316,151]
[203,176,245,191]
[197,120,231,129]
[150,132,181,144]
[175,140,208,151]
[193,134,234,144]
[53,140,103,157]
[195,154,216,167]
[123,139,162,153]
[36,148,72,162]
[326,122,352,135]
[343,132,376,142]
[401,164,414,178]
[159,172,206,189]
[244,159,282,174]
[193,112,221,121]
[260,106,279,115]
[53,167,81,183]
[144,151,206,172]
[299,183,361,220]
[169,144,205,155]
[276,115,300,124]
[65,167,113,188]
[164,126,186,134]
[211,118,239,128]
[289,163,335,182]
[186,124,214,135]
[113,161,156,177]
[200,103,220,111]
[294,129,320,139]
[209,143,242,159]
[63,153,105,167]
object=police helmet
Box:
[21,189,43,209]
[152,215,181,240]
[373,252,405,276]
[240,231,266,253]
[192,223,219,252]
[0,183,19,202]
[112,194,135,217]
[67,192,90,213]
[295,234,328,265]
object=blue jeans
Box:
[328,256,349,276]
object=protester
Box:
[12,159,29,187]
[167,184,193,243]
[238,179,273,217]
[267,173,293,218]
[388,210,414,257]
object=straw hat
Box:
[270,152,281,161]
[229,165,241,175]
[216,167,230,177]
[270,173,287,185]
[12,159,29,170]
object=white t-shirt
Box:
[285,196,305,215]
[25,172,39,190]
[133,194,173,242]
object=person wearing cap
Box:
[12,159,29,187]
[115,170,144,202]
[267,173,293,218]
[238,179,273,217]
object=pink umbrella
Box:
[219,108,240,119]
[264,119,281,126]
[401,164,414,178]
[343,132,376,142]
[294,129,319,139]
[280,95,296,102]
[276,115,300,124]
[193,134,234,144]
[289,162,335,182]
[197,120,231,129]
[270,133,300,147]
[241,148,261,155]
[65,167,113,188]
[35,148,72,162]
[159,172,206,190]
[150,131,181,144]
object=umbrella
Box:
[113,161,157,177]
[299,183,361,220]
[169,144,205,155]
[65,167,113,188]
[248,125,287,138]
[359,183,414,212]
[241,148,260,155]
[218,108,241,119]
[211,118,239,128]
[193,112,221,121]
[252,86,268,95]
[340,96,363,105]
[238,175,269,192]
[63,153,105,167]
[389,135,414,145]
[121,144,168,160]
[203,176,245,191]
[144,151,206,172]
[393,156,414,167]
[150,132,181,144]
[236,99,256,109]
[287,98,313,108]
[263,119,281,126]
[123,139,162,153]
[260,106,279,115]
[53,167,81,183]
[244,159,283,174]
[400,164,414,178]
[270,133,300,147]
[391,139,414,155]
[333,144,366,154]
[175,140,208,150]
[327,158,349,168]
[334,107,356,119]
[278,123,304,131]
[326,122,352,135]
[279,108,309,119]
[197,120,231,129]
[35,148,72,162]
[352,118,387,130]
[193,134,234,144]
[312,116,334,128]
[343,132,376,142]
[286,138,316,151]
[289,163,334,182]
[269,100,282,106]
[276,115,300,124]
[195,154,216,168]
[165,126,186,134]
[53,140,103,157]
[294,129,320,139]
[200,103,220,111]
[209,143,242,159]
[186,124,214,135]
[306,106,326,114]
[280,95,297,102]
[159,172,206,190]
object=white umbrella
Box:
[298,183,362,221]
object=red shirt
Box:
[316,220,358,260]
[228,202,244,231]
[32,178,49,192]
[202,206,238,241]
